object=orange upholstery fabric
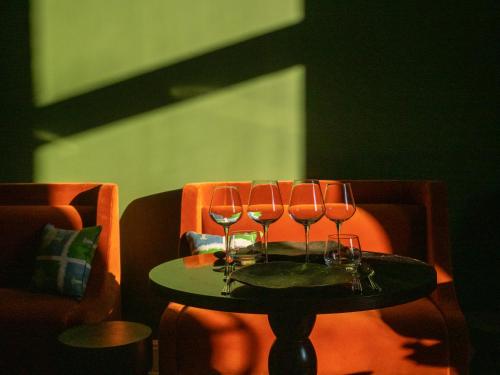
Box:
[159,180,470,374]
[120,189,182,333]
[161,298,451,375]
[0,183,121,374]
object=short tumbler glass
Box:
[228,230,263,267]
[324,233,362,271]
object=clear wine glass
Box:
[247,180,284,263]
[324,182,356,253]
[289,179,325,263]
[209,186,243,278]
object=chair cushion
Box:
[0,287,80,336]
[31,224,101,299]
[0,205,94,288]
[160,297,451,375]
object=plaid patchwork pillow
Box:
[186,231,224,254]
[186,231,259,254]
[31,224,101,299]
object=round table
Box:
[150,252,436,375]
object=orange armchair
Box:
[159,180,470,374]
[0,183,121,374]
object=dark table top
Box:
[149,249,437,315]
[58,321,152,349]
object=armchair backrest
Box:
[179,180,452,283]
[0,183,120,288]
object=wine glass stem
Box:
[304,224,310,263]
[263,223,269,263]
[223,226,230,277]
[336,221,342,240]
[336,221,342,261]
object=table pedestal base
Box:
[268,312,317,375]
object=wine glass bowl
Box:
[324,182,356,224]
[289,179,325,263]
[209,186,243,279]
[324,182,356,253]
[247,180,284,263]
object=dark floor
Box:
[466,310,500,375]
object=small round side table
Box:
[58,321,152,375]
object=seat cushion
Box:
[0,288,80,336]
[160,298,451,375]
[0,288,82,374]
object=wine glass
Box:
[324,182,356,253]
[209,186,243,278]
[288,179,325,263]
[247,180,284,263]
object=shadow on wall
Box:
[453,189,500,311]
[453,189,500,374]
[119,189,182,335]
[0,0,34,181]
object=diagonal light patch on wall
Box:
[33,23,304,138]
[31,0,306,212]
[31,0,304,107]
[35,66,305,210]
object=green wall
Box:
[31,0,303,106]
[34,66,305,208]
[30,0,305,211]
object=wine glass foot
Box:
[221,280,232,295]
[351,273,363,294]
